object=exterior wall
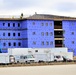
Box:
[27,20,55,48]
[62,20,76,56]
[0,19,76,56]
[0,20,28,53]
[21,21,28,47]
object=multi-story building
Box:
[0,14,76,56]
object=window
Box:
[33,22,35,25]
[46,23,48,26]
[3,33,5,36]
[13,42,16,46]
[18,33,20,36]
[72,32,74,35]
[33,41,36,45]
[46,41,49,45]
[8,23,10,27]
[28,51,32,53]
[3,23,5,26]
[18,42,21,46]
[13,23,15,27]
[13,33,15,36]
[3,43,6,46]
[72,41,74,44]
[8,33,10,36]
[18,23,20,27]
[50,41,53,45]
[32,32,36,35]
[46,32,48,36]
[8,42,11,46]
[41,23,44,26]
[41,41,44,45]
[71,22,74,25]
[20,56,24,59]
[35,50,38,52]
[50,32,53,36]
[50,23,52,26]
[41,32,44,36]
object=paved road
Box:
[0,65,76,75]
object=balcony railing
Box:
[54,35,64,38]
[55,44,63,47]
[54,26,62,29]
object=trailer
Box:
[0,48,73,64]
[8,48,71,63]
[0,48,72,64]
[0,53,15,64]
[8,48,29,55]
[0,54,9,64]
[8,48,68,55]
[34,53,54,62]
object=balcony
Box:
[54,38,64,40]
[54,35,64,38]
[54,29,63,31]
[55,44,63,47]
[54,25,62,29]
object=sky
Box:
[0,0,76,17]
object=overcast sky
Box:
[0,0,76,17]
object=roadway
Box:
[0,64,76,75]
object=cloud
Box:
[0,0,54,15]
[0,0,76,17]
[54,2,76,12]
[0,0,4,6]
[1,0,42,10]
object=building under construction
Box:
[0,13,76,56]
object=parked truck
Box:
[0,54,35,64]
[13,55,35,63]
[34,53,54,62]
[0,48,73,64]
